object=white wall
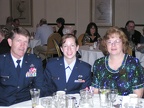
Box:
[0,0,10,24]
[0,0,144,37]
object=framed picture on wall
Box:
[11,0,32,26]
[91,0,114,27]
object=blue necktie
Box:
[16,60,21,76]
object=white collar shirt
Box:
[64,58,76,82]
[11,54,23,68]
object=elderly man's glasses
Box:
[106,39,122,46]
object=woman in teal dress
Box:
[92,26,144,97]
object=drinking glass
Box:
[41,98,47,108]
[79,89,94,107]
[99,86,110,108]
[30,88,40,108]
[109,89,118,108]
[128,94,141,108]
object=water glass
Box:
[54,91,66,108]
[30,88,40,108]
[99,87,110,108]
[79,89,93,107]
[128,94,140,108]
[41,98,47,108]
[66,96,76,108]
[109,89,118,107]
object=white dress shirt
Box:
[64,58,76,82]
[11,54,23,68]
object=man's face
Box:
[8,34,29,59]
[126,22,135,32]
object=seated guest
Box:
[140,27,144,44]
[4,16,14,35]
[125,20,141,45]
[0,27,45,106]
[44,34,91,95]
[0,29,10,54]
[125,20,142,57]
[13,18,20,28]
[56,17,65,37]
[92,27,144,98]
[62,26,75,35]
[82,22,101,46]
[135,27,144,53]
[33,18,53,60]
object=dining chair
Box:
[26,47,32,54]
[78,33,84,46]
[127,46,132,56]
[53,39,62,57]
[39,33,62,59]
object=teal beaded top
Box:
[92,54,144,96]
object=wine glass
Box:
[41,98,47,108]
[109,89,118,108]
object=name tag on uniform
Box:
[74,79,85,83]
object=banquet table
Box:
[79,45,104,67]
[0,94,144,108]
[135,51,144,67]
[79,45,144,68]
[29,39,41,54]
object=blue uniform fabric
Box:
[44,57,91,95]
[0,53,44,106]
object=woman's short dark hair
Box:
[100,26,129,55]
[56,17,65,25]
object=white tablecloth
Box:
[79,45,144,68]
[135,51,144,67]
[29,39,41,54]
[1,94,144,108]
[79,45,104,67]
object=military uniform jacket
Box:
[44,57,91,95]
[0,53,44,106]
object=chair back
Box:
[127,46,132,56]
[47,33,62,54]
[53,39,62,57]
[26,47,32,54]
[78,33,84,46]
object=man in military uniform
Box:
[0,27,45,106]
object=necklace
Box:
[105,54,128,73]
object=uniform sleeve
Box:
[33,58,45,97]
[43,62,57,96]
[81,64,92,89]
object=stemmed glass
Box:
[109,89,118,108]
